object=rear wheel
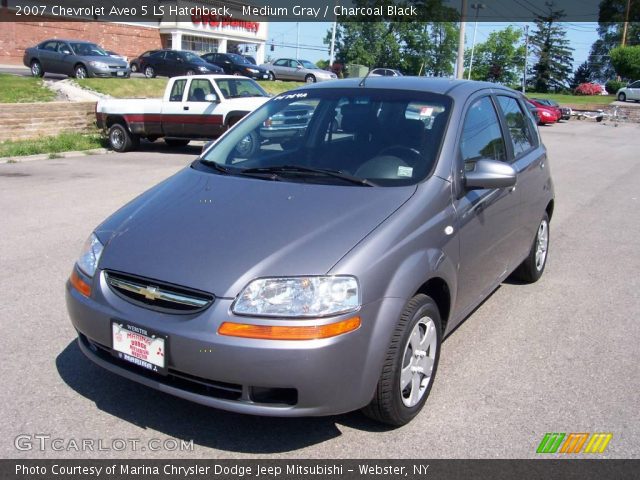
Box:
[512,212,550,283]
[108,123,139,152]
[618,92,626,102]
[30,60,44,77]
[164,138,190,147]
[130,63,138,73]
[363,294,442,426]
[185,69,195,76]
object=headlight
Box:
[89,61,109,69]
[232,276,359,317]
[245,67,259,73]
[197,65,209,71]
[76,233,104,278]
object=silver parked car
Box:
[616,80,640,102]
[23,39,130,78]
[261,58,337,83]
[67,78,554,426]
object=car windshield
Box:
[70,43,108,56]
[227,53,251,64]
[198,88,451,187]
[299,60,317,69]
[182,52,205,63]
[214,79,268,98]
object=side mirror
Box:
[60,49,71,55]
[296,65,303,69]
[465,159,517,189]
[204,93,218,102]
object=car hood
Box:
[97,167,416,297]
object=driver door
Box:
[179,78,225,138]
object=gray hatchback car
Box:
[67,77,554,426]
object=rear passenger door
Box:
[453,94,522,315]
[495,94,549,256]
[38,41,60,73]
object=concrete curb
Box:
[0,148,111,163]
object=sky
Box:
[266,21,600,71]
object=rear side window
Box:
[39,41,58,51]
[169,79,186,102]
[497,96,535,157]
[460,97,506,164]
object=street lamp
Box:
[467,3,485,80]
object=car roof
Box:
[44,39,96,44]
[170,74,258,81]
[299,76,519,98]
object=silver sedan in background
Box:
[261,58,337,83]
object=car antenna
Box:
[359,66,374,87]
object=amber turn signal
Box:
[70,269,92,297]
[218,317,361,340]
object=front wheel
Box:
[618,92,626,102]
[74,64,88,79]
[512,212,550,283]
[363,294,442,426]
[268,71,276,81]
[305,74,316,83]
[130,63,138,73]
[144,66,155,78]
[185,69,195,76]
[108,123,139,152]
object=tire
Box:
[618,92,626,102]
[305,74,316,84]
[268,71,276,81]
[30,60,44,78]
[164,138,190,147]
[233,72,243,76]
[130,63,138,73]
[363,294,442,426]
[512,212,550,283]
[108,123,139,152]
[144,66,156,78]
[233,131,259,157]
[74,64,88,79]
[185,70,195,76]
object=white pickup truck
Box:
[96,75,270,152]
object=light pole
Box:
[455,0,468,79]
[467,3,485,80]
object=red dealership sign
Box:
[192,14,259,33]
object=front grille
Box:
[104,270,214,314]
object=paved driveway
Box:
[0,122,638,459]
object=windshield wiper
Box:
[240,165,377,186]
[198,160,234,175]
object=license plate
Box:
[262,74,269,79]
[117,71,125,77]
[112,322,167,374]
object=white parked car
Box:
[616,80,640,102]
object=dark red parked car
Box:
[525,100,557,125]
[527,98,561,122]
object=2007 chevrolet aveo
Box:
[67,77,554,426]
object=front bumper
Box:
[88,65,130,78]
[66,271,404,416]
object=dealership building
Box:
[0,1,269,65]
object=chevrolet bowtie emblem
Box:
[142,286,161,301]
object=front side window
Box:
[199,88,452,187]
[497,96,535,157]
[69,43,107,56]
[187,79,214,102]
[460,96,506,165]
[629,81,640,89]
[214,79,267,99]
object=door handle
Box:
[183,106,189,111]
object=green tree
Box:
[610,46,640,80]
[528,6,574,92]
[464,26,525,84]
[571,61,594,88]
[588,0,640,81]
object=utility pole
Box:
[467,3,485,80]
[456,0,468,79]
[296,22,299,60]
[621,0,631,46]
[329,21,337,66]
[522,25,529,93]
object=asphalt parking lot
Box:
[1,121,639,459]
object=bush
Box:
[605,79,626,94]
[574,83,602,96]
